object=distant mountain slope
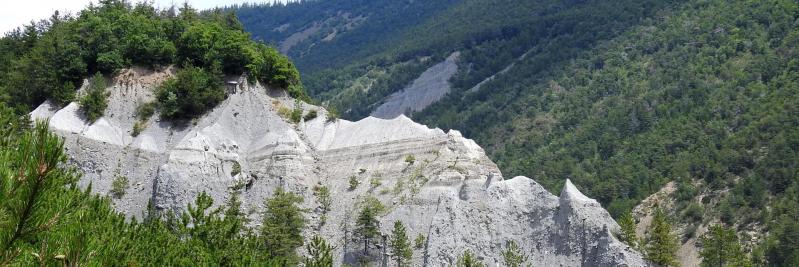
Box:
[234,0,458,73]
[418,0,798,264]
[235,0,681,119]
[237,0,799,264]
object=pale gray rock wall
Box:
[31,69,648,266]
[371,52,460,119]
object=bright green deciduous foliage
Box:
[156,66,224,119]
[261,188,306,265]
[255,46,302,91]
[502,240,529,267]
[700,224,752,267]
[618,210,639,249]
[355,195,385,255]
[0,0,307,118]
[304,235,334,267]
[456,250,485,267]
[390,221,413,267]
[79,72,108,123]
[645,208,680,267]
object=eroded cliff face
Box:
[30,68,648,266]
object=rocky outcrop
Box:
[31,68,648,266]
[371,52,460,119]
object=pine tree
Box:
[414,234,426,249]
[502,240,529,267]
[304,235,333,267]
[0,122,80,264]
[354,196,384,255]
[645,208,680,267]
[390,221,413,266]
[261,188,306,265]
[456,250,486,267]
[618,210,639,249]
[700,224,752,267]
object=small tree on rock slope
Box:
[261,188,306,265]
[390,220,413,266]
[354,196,385,256]
[645,207,680,267]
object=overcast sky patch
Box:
[1,0,278,34]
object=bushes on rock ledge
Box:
[79,73,108,123]
[156,66,224,119]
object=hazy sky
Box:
[1,0,280,34]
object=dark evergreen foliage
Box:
[238,0,799,263]
[700,224,752,267]
[0,0,306,117]
[645,208,680,266]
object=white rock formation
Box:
[31,69,648,266]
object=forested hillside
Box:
[239,0,799,264]
[420,1,799,263]
[236,0,681,119]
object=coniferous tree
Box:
[502,240,529,267]
[0,122,79,264]
[389,221,413,267]
[764,217,799,266]
[304,235,333,267]
[645,208,680,267]
[456,250,486,267]
[700,224,752,267]
[261,188,306,265]
[354,196,384,255]
[618,210,639,249]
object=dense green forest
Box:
[0,0,305,120]
[416,0,798,264]
[236,0,683,120]
[239,0,799,264]
[234,0,458,73]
